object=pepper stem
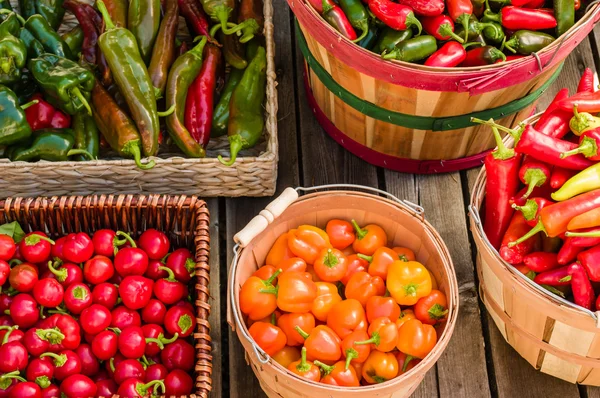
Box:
[8,259,21,266]
[522,169,547,199]
[323,249,339,268]
[67,149,95,160]
[352,22,369,43]
[157,104,175,117]
[351,219,367,240]
[47,261,67,282]
[265,269,282,285]
[438,23,464,43]
[490,123,514,161]
[507,220,547,247]
[402,355,414,373]
[71,87,92,116]
[294,325,310,340]
[455,13,470,42]
[145,337,165,350]
[357,253,373,263]
[96,0,116,30]
[354,331,380,347]
[141,379,166,395]
[1,325,16,345]
[561,136,598,159]
[296,347,310,373]
[471,117,522,140]
[125,141,155,170]
[502,38,517,54]
[313,360,334,376]
[345,348,358,370]
[159,332,178,345]
[109,357,115,372]
[116,231,137,248]
[25,234,55,246]
[565,231,600,238]
[238,19,260,43]
[512,200,539,221]
[157,265,176,281]
[406,13,422,36]
[218,134,244,166]
[20,100,39,110]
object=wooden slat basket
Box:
[470,115,600,385]
[3,0,278,198]
[0,194,213,397]
[289,1,600,174]
[227,185,459,397]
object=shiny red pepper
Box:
[367,0,422,33]
[446,0,472,40]
[25,94,71,131]
[184,43,221,149]
[523,252,560,272]
[397,0,444,17]
[534,265,571,286]
[518,157,551,199]
[484,6,557,30]
[557,92,600,114]
[551,167,577,190]
[512,197,553,227]
[558,237,585,265]
[461,46,506,66]
[561,128,600,162]
[578,68,595,94]
[499,212,538,265]
[577,245,600,282]
[535,88,571,139]
[178,0,213,40]
[421,15,464,42]
[568,262,594,309]
[569,227,600,248]
[424,41,466,67]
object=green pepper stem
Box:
[508,220,547,247]
[109,357,115,372]
[559,275,572,283]
[522,169,547,199]
[471,117,519,138]
[357,253,372,263]
[352,23,369,43]
[296,347,310,373]
[71,87,92,116]
[381,49,398,60]
[438,23,464,43]
[67,149,95,160]
[20,100,39,110]
[142,380,166,395]
[47,261,67,282]
[25,234,55,246]
[354,332,380,347]
[96,0,116,31]
[402,355,414,373]
[265,269,282,285]
[157,265,176,281]
[126,141,155,170]
[489,123,515,161]
[116,231,136,248]
[8,259,21,266]
[565,231,600,238]
[1,326,16,345]
[157,104,175,117]
[313,360,334,375]
[345,348,358,370]
[406,13,422,36]
[351,219,367,240]
[294,325,310,340]
[561,136,597,159]
[239,19,260,43]
[512,200,539,221]
[145,337,165,350]
[455,13,470,42]
[218,134,243,166]
[502,37,517,54]
[159,332,178,345]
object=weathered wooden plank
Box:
[206,199,222,397]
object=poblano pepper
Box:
[72,112,99,161]
[0,13,27,85]
[10,128,94,162]
[28,53,94,115]
[0,85,37,146]
[0,10,23,35]
[19,28,45,58]
[19,0,66,31]
[218,44,266,166]
[24,15,73,59]
[61,26,83,55]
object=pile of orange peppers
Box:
[239,219,449,386]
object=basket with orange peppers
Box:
[238,219,448,386]
[474,68,600,312]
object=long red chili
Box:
[534,265,571,286]
[510,184,553,208]
[178,0,213,39]
[568,262,594,309]
[368,0,422,33]
[518,157,551,199]
[557,238,584,265]
[569,227,600,248]
[535,88,571,138]
[424,41,466,67]
[421,15,464,42]
[323,3,358,40]
[184,43,222,149]
[63,0,100,64]
[523,252,560,273]
[485,6,557,30]
[577,245,600,282]
[499,212,538,265]
[551,167,577,190]
[483,123,522,250]
[578,68,595,94]
[397,0,444,17]
[446,0,472,40]
[557,92,600,113]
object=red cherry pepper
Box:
[92,282,119,309]
[461,46,506,66]
[185,44,221,148]
[397,0,444,17]
[91,330,118,361]
[62,233,94,264]
[8,381,41,397]
[141,299,167,325]
[114,232,149,277]
[0,261,10,293]
[161,339,195,371]
[484,6,557,30]
[568,262,594,309]
[153,266,187,305]
[117,326,165,359]
[80,304,112,335]
[37,314,81,352]
[32,278,64,308]
[138,229,170,261]
[44,261,83,288]
[42,384,61,397]
[75,343,100,376]
[63,283,92,314]
[166,248,195,283]
[368,0,422,33]
[113,359,145,384]
[8,294,39,329]
[9,263,38,293]
[165,369,193,396]
[60,374,96,398]
[40,350,81,381]
[518,157,551,200]
[0,326,28,372]
[512,198,554,228]
[117,378,165,398]
[119,275,154,310]
[111,306,142,329]
[25,94,72,131]
[0,236,16,261]
[578,68,595,94]
[26,357,54,388]
[51,235,69,262]
[92,229,117,257]
[446,0,472,40]
[145,259,168,280]
[19,232,55,264]
[142,324,176,356]
[164,306,196,338]
[145,363,168,383]
[421,15,464,42]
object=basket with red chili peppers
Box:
[303,0,586,67]
[238,219,449,386]
[0,220,204,397]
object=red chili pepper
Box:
[551,167,577,190]
[178,0,213,40]
[557,92,600,113]
[63,0,100,64]
[461,46,506,66]
[38,314,81,352]
[568,227,600,248]
[397,0,444,17]
[535,88,571,138]
[523,252,560,272]
[421,15,464,42]
[368,0,422,33]
[532,266,568,286]
[518,157,551,199]
[446,0,472,40]
[164,306,196,338]
[578,68,595,94]
[557,237,584,265]
[185,44,221,148]
[510,184,554,208]
[25,95,71,131]
[484,6,557,30]
[568,262,594,309]
[524,0,545,7]
[499,212,538,265]
[323,3,358,40]
[483,122,522,250]
[512,197,553,227]
[577,245,600,282]
[153,266,187,305]
[561,127,600,161]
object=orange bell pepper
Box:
[239,269,281,320]
[352,360,364,382]
[387,260,432,305]
[248,321,287,356]
[392,247,416,262]
[414,289,448,325]
[366,296,400,323]
[395,309,416,331]
[252,265,278,284]
[340,254,368,285]
[396,319,437,359]
[341,330,371,369]
[311,282,342,322]
[266,232,295,266]
[295,325,342,364]
[278,257,307,273]
[287,226,332,264]
[313,248,348,282]
[351,220,388,256]
[247,310,281,328]
[362,351,399,384]
[287,347,321,382]
[326,299,368,339]
[396,351,420,374]
[345,271,386,307]
[277,313,316,346]
[305,264,320,282]
[342,246,356,256]
[355,317,398,353]
[326,219,356,250]
[277,271,318,313]
[315,360,360,387]
[359,247,406,280]
[272,346,301,368]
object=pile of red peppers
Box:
[478,68,600,311]
[309,0,582,67]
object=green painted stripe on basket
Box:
[295,19,563,131]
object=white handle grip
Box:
[233,187,299,247]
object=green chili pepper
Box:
[10,69,38,105]
[381,35,438,62]
[482,22,504,44]
[20,0,66,31]
[339,0,369,43]
[221,29,247,70]
[148,0,178,97]
[218,45,266,166]
[10,128,94,162]
[212,67,244,137]
[0,85,37,146]
[18,0,37,23]
[24,15,73,59]
[0,15,27,85]
[72,112,99,161]
[29,53,94,116]
[19,28,45,58]
[201,0,258,42]
[554,0,575,37]
[61,26,83,55]
[503,30,555,55]
[0,0,12,11]
[357,23,379,50]
[373,27,413,54]
[165,36,208,158]
[103,0,128,27]
[127,0,160,64]
[455,16,502,43]
[97,0,160,157]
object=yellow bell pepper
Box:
[386,260,432,306]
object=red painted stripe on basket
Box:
[289,0,598,95]
[302,70,489,174]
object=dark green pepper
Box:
[381,35,438,63]
[10,128,94,162]
[20,0,66,31]
[10,69,38,105]
[554,0,575,37]
[0,10,23,36]
[61,26,84,55]
[481,22,504,44]
[0,85,37,146]
[0,0,12,11]
[72,112,99,161]
[29,53,94,115]
[128,0,160,64]
[0,14,27,85]
[19,28,45,58]
[455,17,503,43]
[373,27,413,54]
[212,67,244,137]
[357,24,379,50]
[503,30,555,55]
[24,15,73,59]
[221,29,247,70]
[339,0,369,43]
[218,45,266,166]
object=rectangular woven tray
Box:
[4,0,278,198]
[0,194,213,397]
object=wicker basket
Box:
[469,115,600,385]
[0,194,213,396]
[289,1,600,173]
[227,185,459,397]
[3,0,278,198]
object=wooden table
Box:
[205,3,600,396]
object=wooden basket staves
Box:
[0,194,213,397]
[470,114,600,385]
[4,0,278,198]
